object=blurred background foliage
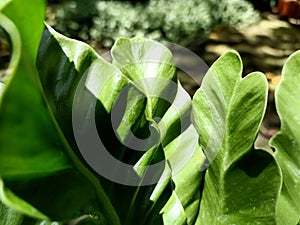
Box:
[48,0,262,47]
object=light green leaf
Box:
[193,51,281,224]
[38,25,172,225]
[160,125,205,225]
[109,37,186,170]
[0,0,12,11]
[160,191,187,225]
[111,37,177,120]
[270,50,300,225]
[158,82,192,146]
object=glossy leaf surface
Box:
[37,26,202,225]
[0,1,116,223]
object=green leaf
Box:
[111,37,177,120]
[160,125,205,225]
[270,50,300,225]
[38,25,169,225]
[106,37,179,167]
[111,37,205,225]
[37,26,166,225]
[0,2,119,223]
[160,191,187,225]
[108,37,178,224]
[111,37,206,225]
[193,51,282,224]
[0,0,12,11]
[37,24,128,150]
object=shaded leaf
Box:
[37,28,171,225]
[0,2,118,223]
[112,37,205,225]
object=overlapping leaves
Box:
[0,0,203,222]
[0,0,117,224]
[1,1,300,224]
[37,23,205,224]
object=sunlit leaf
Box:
[193,51,282,224]
[111,37,177,120]
[270,50,300,225]
[160,125,205,225]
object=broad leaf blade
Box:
[192,51,242,163]
[0,2,116,223]
[193,51,281,224]
[37,25,128,152]
[112,37,205,225]
[38,26,159,225]
[38,25,166,225]
[0,0,12,11]
[111,37,177,120]
[270,50,300,225]
[110,37,202,224]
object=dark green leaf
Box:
[0,2,118,223]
